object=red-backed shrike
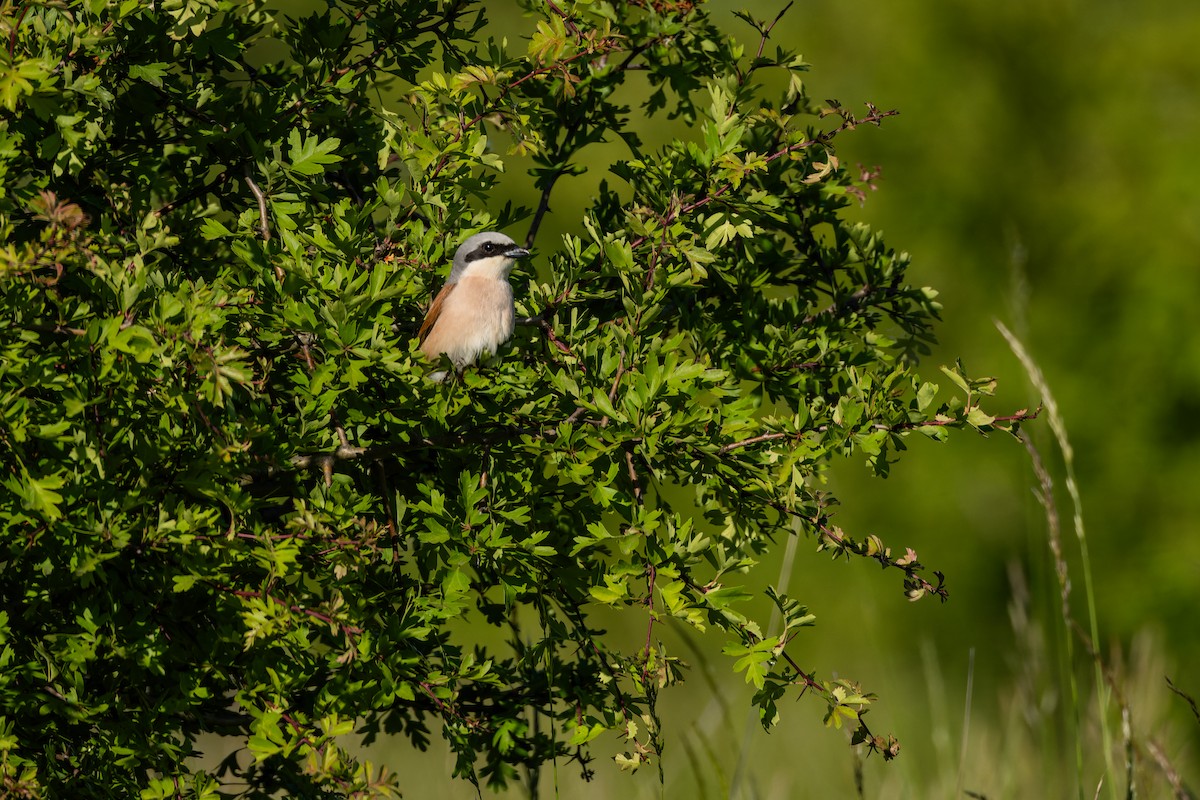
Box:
[418,231,530,380]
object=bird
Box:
[418,231,530,380]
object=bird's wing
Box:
[418,281,455,344]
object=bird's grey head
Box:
[447,231,530,283]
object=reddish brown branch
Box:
[882,407,1040,432]
[8,4,29,57]
[536,316,585,369]
[718,407,1039,454]
[420,682,483,730]
[752,361,821,375]
[640,564,656,686]
[613,106,898,268]
[210,582,363,636]
[545,0,582,39]
[717,431,795,455]
[700,463,947,600]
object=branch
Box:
[685,575,899,759]
[752,361,821,375]
[545,0,582,39]
[284,423,610,474]
[739,0,795,77]
[190,530,371,554]
[209,582,363,637]
[9,4,30,57]
[504,44,611,98]
[22,323,87,337]
[802,282,880,325]
[880,407,1040,432]
[628,188,731,250]
[640,563,656,686]
[619,105,897,255]
[625,445,643,504]
[291,443,368,471]
[533,315,585,369]
[525,167,563,249]
[525,116,582,248]
[717,431,795,455]
[700,462,948,601]
[423,39,622,189]
[154,170,233,217]
[243,173,271,242]
[804,514,948,601]
[717,407,1040,453]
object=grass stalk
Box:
[955,647,975,798]
[997,320,1116,799]
[728,515,802,800]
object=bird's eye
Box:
[484,243,496,252]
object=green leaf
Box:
[287,129,343,175]
[13,470,66,521]
[966,407,996,428]
[200,217,233,240]
[939,364,972,395]
[128,63,170,87]
[0,59,46,111]
[704,585,753,610]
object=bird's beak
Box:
[505,246,531,259]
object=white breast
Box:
[425,276,514,367]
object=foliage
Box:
[0,0,1027,796]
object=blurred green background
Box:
[353,0,1200,795]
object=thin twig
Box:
[526,166,565,248]
[716,407,1039,454]
[625,446,642,503]
[640,563,656,686]
[1165,677,1200,726]
[752,361,821,375]
[623,106,899,256]
[717,431,797,455]
[802,283,878,325]
[209,583,363,636]
[23,323,87,337]
[243,173,271,242]
[881,407,1039,432]
[154,170,233,217]
[545,0,582,39]
[760,2,794,58]
[376,463,401,564]
[536,316,585,369]
[8,4,30,57]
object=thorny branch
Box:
[423,42,620,190]
[629,105,898,251]
[208,582,363,638]
[684,574,899,760]
[538,105,900,315]
[717,407,1041,454]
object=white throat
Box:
[458,254,516,282]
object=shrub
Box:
[0,1,1027,795]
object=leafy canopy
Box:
[0,0,1027,796]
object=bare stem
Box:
[243,174,272,242]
